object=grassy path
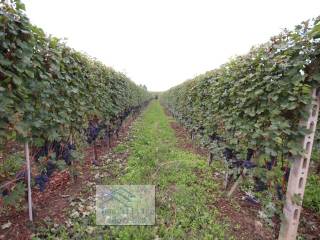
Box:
[35,101,233,239]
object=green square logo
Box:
[96,185,155,225]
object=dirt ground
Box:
[1,108,319,240]
[0,116,136,240]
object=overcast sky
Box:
[23,0,320,91]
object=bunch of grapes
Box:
[223,148,257,170]
[209,133,224,143]
[86,121,100,144]
[61,143,76,165]
[35,173,49,192]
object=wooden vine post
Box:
[279,87,320,240]
[25,141,33,221]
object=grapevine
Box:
[0,0,151,207]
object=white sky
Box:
[23,0,320,91]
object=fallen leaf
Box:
[1,222,12,230]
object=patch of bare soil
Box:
[298,208,320,240]
[214,191,274,240]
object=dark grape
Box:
[45,161,56,177]
[223,148,234,160]
[92,159,99,166]
[86,121,100,144]
[266,156,277,170]
[253,177,267,192]
[62,148,71,165]
[276,184,283,200]
[284,167,290,182]
[2,188,9,197]
[231,160,243,168]
[68,143,76,150]
[246,148,254,161]
[35,174,49,192]
[243,161,256,169]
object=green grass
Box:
[303,174,320,213]
[34,101,232,240]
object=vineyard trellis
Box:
[1,0,320,239]
[0,0,151,221]
[162,16,320,239]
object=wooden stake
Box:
[227,169,247,197]
[226,151,259,196]
[93,141,98,161]
[279,88,320,240]
[208,152,213,166]
[224,171,229,190]
[25,141,33,221]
